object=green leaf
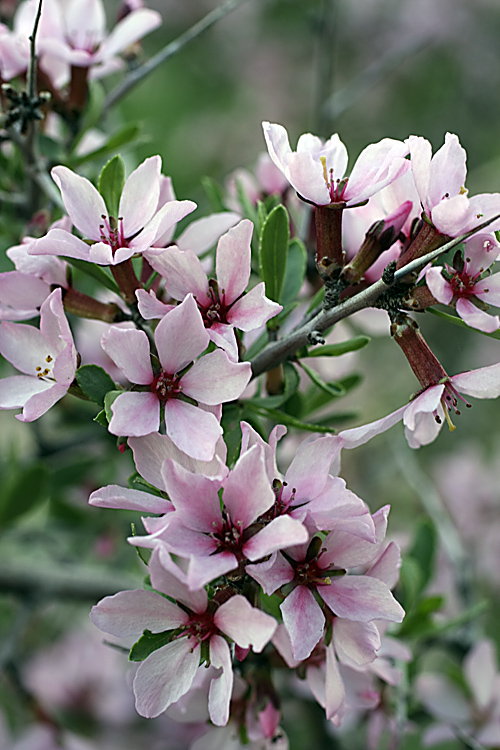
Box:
[256,200,268,238]
[304,335,371,358]
[243,401,336,433]
[221,403,243,467]
[201,176,226,213]
[249,362,300,408]
[94,409,108,427]
[408,518,437,595]
[259,204,290,303]
[104,390,122,423]
[98,155,125,218]
[298,361,345,398]
[76,364,116,407]
[427,306,500,341]
[129,629,175,662]
[0,463,48,524]
[281,238,307,306]
[65,258,120,294]
[73,123,142,165]
[397,556,423,611]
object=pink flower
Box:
[248,507,404,663]
[31,157,196,265]
[101,294,251,460]
[262,122,409,207]
[138,443,308,590]
[426,234,500,332]
[90,547,277,725]
[0,288,77,421]
[339,362,500,449]
[139,220,282,361]
[0,0,161,85]
[408,133,500,236]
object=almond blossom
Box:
[90,547,277,725]
[339,361,500,449]
[0,0,161,86]
[426,233,500,332]
[31,156,196,266]
[139,443,308,590]
[262,122,409,207]
[101,294,251,460]
[248,506,404,663]
[407,132,500,237]
[0,288,77,421]
[138,219,282,361]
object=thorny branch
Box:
[249,214,500,377]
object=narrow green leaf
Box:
[249,362,300,408]
[304,335,371,358]
[65,258,120,294]
[259,204,290,303]
[281,238,307,306]
[304,373,363,415]
[73,123,142,165]
[201,176,226,213]
[129,629,174,662]
[298,361,345,397]
[76,364,117,407]
[407,518,437,595]
[256,200,268,238]
[243,401,336,433]
[428,307,500,340]
[98,155,125,218]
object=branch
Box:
[250,215,500,377]
[0,559,141,602]
[103,0,249,113]
[27,0,43,100]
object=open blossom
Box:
[31,156,196,266]
[426,234,500,332]
[339,361,500,450]
[90,547,277,725]
[0,0,161,85]
[135,443,308,589]
[248,506,404,663]
[138,219,282,361]
[0,288,77,421]
[262,122,409,207]
[101,294,251,460]
[408,133,500,236]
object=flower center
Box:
[320,156,347,203]
[99,215,127,256]
[185,610,216,644]
[198,280,229,328]
[35,353,55,379]
[211,509,243,554]
[434,380,472,431]
[151,371,182,402]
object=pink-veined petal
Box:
[148,246,209,301]
[428,133,467,209]
[246,552,294,596]
[333,619,380,667]
[0,374,52,409]
[164,399,222,461]
[426,267,453,304]
[222,445,275,528]
[451,362,500,398]
[150,546,208,612]
[243,516,308,561]
[338,405,407,449]
[101,326,153,384]
[90,589,187,637]
[456,297,499,332]
[208,635,233,726]
[181,349,251,404]
[18,382,69,421]
[96,8,162,62]
[215,595,276,652]
[186,551,238,591]
[177,211,241,255]
[108,391,160,436]
[52,166,106,239]
[215,219,252,303]
[119,156,161,237]
[160,459,222,532]
[227,283,282,331]
[154,294,209,374]
[134,638,200,718]
[324,642,346,720]
[89,484,170,513]
[318,575,404,623]
[281,585,325,661]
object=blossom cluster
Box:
[2,102,500,745]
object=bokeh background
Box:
[1,1,500,748]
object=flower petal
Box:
[214,595,277,652]
[90,589,187,637]
[52,166,106,239]
[281,585,325,661]
[318,575,404,623]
